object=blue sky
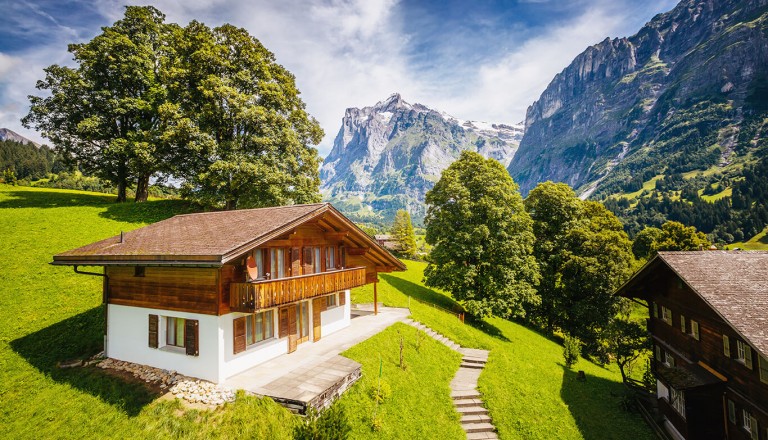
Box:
[0,0,678,155]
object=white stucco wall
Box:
[106,304,222,383]
[220,309,287,381]
[320,290,351,336]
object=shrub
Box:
[368,380,392,404]
[293,404,351,440]
[563,334,582,368]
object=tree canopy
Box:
[632,220,711,260]
[391,209,417,258]
[424,151,539,318]
[23,6,322,208]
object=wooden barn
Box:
[617,251,768,440]
[52,203,405,383]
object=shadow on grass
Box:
[10,306,158,416]
[381,274,509,342]
[560,366,637,440]
[0,187,195,224]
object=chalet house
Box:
[617,251,768,440]
[52,203,405,383]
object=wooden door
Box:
[312,297,324,342]
[287,305,298,353]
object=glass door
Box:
[296,301,309,344]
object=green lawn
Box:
[352,261,655,440]
[727,227,768,250]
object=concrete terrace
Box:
[223,306,409,412]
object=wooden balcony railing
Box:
[229,267,367,313]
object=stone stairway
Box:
[404,319,498,439]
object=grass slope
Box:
[337,323,464,439]
[351,261,655,440]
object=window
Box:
[690,320,700,341]
[661,306,672,325]
[737,340,753,369]
[325,246,336,271]
[728,399,736,423]
[326,293,337,308]
[314,247,322,272]
[760,354,768,385]
[245,310,274,346]
[303,246,322,274]
[134,266,145,277]
[670,387,685,418]
[166,317,186,347]
[270,248,287,279]
[652,301,659,318]
[724,335,731,357]
[743,410,758,439]
[680,315,686,333]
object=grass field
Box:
[0,184,653,439]
[727,227,768,250]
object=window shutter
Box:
[680,315,685,332]
[750,416,758,440]
[233,316,246,354]
[745,345,753,369]
[148,314,159,348]
[185,319,199,356]
[651,302,658,318]
[279,307,290,338]
[339,291,346,306]
[668,355,675,367]
[723,335,730,357]
[655,345,661,361]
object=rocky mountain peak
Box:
[0,128,40,147]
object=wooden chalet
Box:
[52,203,405,383]
[617,251,768,440]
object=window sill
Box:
[159,345,186,355]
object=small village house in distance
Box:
[617,251,768,440]
[52,203,405,384]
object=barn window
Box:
[661,306,672,325]
[737,340,753,369]
[690,320,700,341]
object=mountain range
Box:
[320,93,523,225]
[0,128,39,147]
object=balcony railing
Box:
[229,267,367,313]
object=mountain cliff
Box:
[321,94,523,225]
[0,128,40,147]
[508,0,768,199]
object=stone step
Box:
[461,414,492,424]
[460,362,485,370]
[454,398,484,407]
[467,431,499,440]
[452,391,481,400]
[463,357,486,364]
[463,422,496,434]
[456,405,488,416]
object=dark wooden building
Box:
[617,251,768,440]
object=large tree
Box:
[391,209,417,258]
[23,6,184,202]
[424,151,539,318]
[632,221,711,260]
[176,22,323,210]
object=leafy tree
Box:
[603,318,649,383]
[632,226,663,260]
[632,221,710,260]
[391,209,417,258]
[523,182,582,331]
[559,201,636,349]
[176,22,323,209]
[424,151,539,318]
[23,7,188,202]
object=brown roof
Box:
[53,203,406,271]
[619,251,768,357]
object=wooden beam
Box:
[324,232,349,241]
[348,247,369,256]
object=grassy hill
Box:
[0,184,653,439]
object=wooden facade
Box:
[618,253,768,440]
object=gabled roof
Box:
[52,203,406,271]
[617,251,768,357]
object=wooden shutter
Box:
[724,335,731,357]
[185,319,199,356]
[339,291,346,306]
[303,247,313,275]
[288,306,298,353]
[148,314,159,348]
[279,306,290,338]
[233,316,246,354]
[745,344,753,369]
[312,297,323,342]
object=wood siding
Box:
[645,265,768,439]
[106,266,219,315]
[229,267,366,313]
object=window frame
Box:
[670,387,685,418]
[680,314,686,333]
[245,310,275,347]
[759,354,768,385]
[661,306,672,325]
[326,293,337,308]
[736,340,753,369]
[728,399,736,424]
[166,316,186,348]
[724,334,731,357]
[690,320,700,341]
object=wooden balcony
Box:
[230,267,367,313]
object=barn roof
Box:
[617,251,768,357]
[52,203,406,271]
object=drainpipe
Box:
[73,266,109,355]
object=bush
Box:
[293,404,351,440]
[368,379,392,404]
[563,334,582,368]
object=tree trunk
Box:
[225,199,237,210]
[116,161,128,203]
[135,173,150,202]
[618,361,628,383]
